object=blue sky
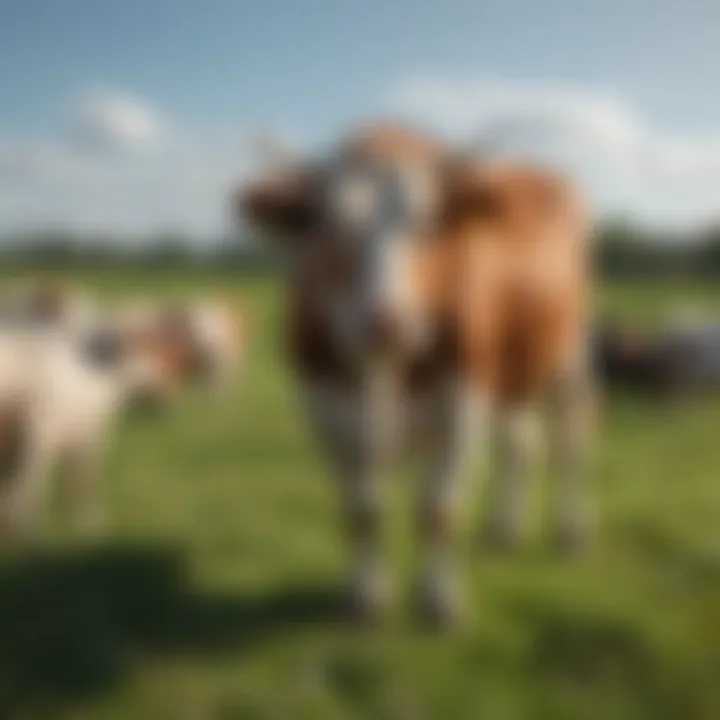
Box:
[2,0,720,238]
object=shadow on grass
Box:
[0,542,342,715]
[617,521,720,589]
[517,599,658,683]
[506,596,683,717]
[504,523,720,718]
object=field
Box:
[2,270,720,719]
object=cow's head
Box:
[83,308,215,412]
[239,122,497,358]
[168,298,246,386]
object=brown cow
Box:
[239,121,594,626]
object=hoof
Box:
[343,577,390,626]
[416,580,462,631]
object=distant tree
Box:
[694,224,720,275]
[144,232,194,266]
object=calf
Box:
[239,122,594,625]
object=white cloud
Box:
[72,89,165,151]
[0,87,256,240]
[392,77,642,153]
[389,76,720,232]
[0,135,250,240]
[5,79,720,240]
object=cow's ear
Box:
[236,165,321,243]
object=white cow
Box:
[0,312,201,539]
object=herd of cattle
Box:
[0,120,717,628]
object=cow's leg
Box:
[302,371,401,621]
[416,379,489,626]
[0,429,54,540]
[483,404,539,551]
[339,457,387,621]
[547,353,596,554]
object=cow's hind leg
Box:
[483,404,539,552]
[547,356,596,554]
[416,379,489,627]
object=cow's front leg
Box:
[339,453,387,621]
[0,426,55,541]
[417,379,489,627]
[303,369,401,621]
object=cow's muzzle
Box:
[362,308,406,355]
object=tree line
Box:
[2,220,720,278]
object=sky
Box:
[2,0,720,240]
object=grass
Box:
[2,270,720,719]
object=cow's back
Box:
[447,164,589,404]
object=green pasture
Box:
[2,270,720,720]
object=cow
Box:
[238,121,594,626]
[154,297,247,389]
[0,308,209,540]
[593,317,700,398]
[659,307,720,392]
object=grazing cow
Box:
[155,297,247,388]
[658,309,720,393]
[0,310,208,539]
[593,317,698,397]
[592,320,669,394]
[239,122,594,625]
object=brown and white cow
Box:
[238,121,594,625]
[154,297,247,389]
